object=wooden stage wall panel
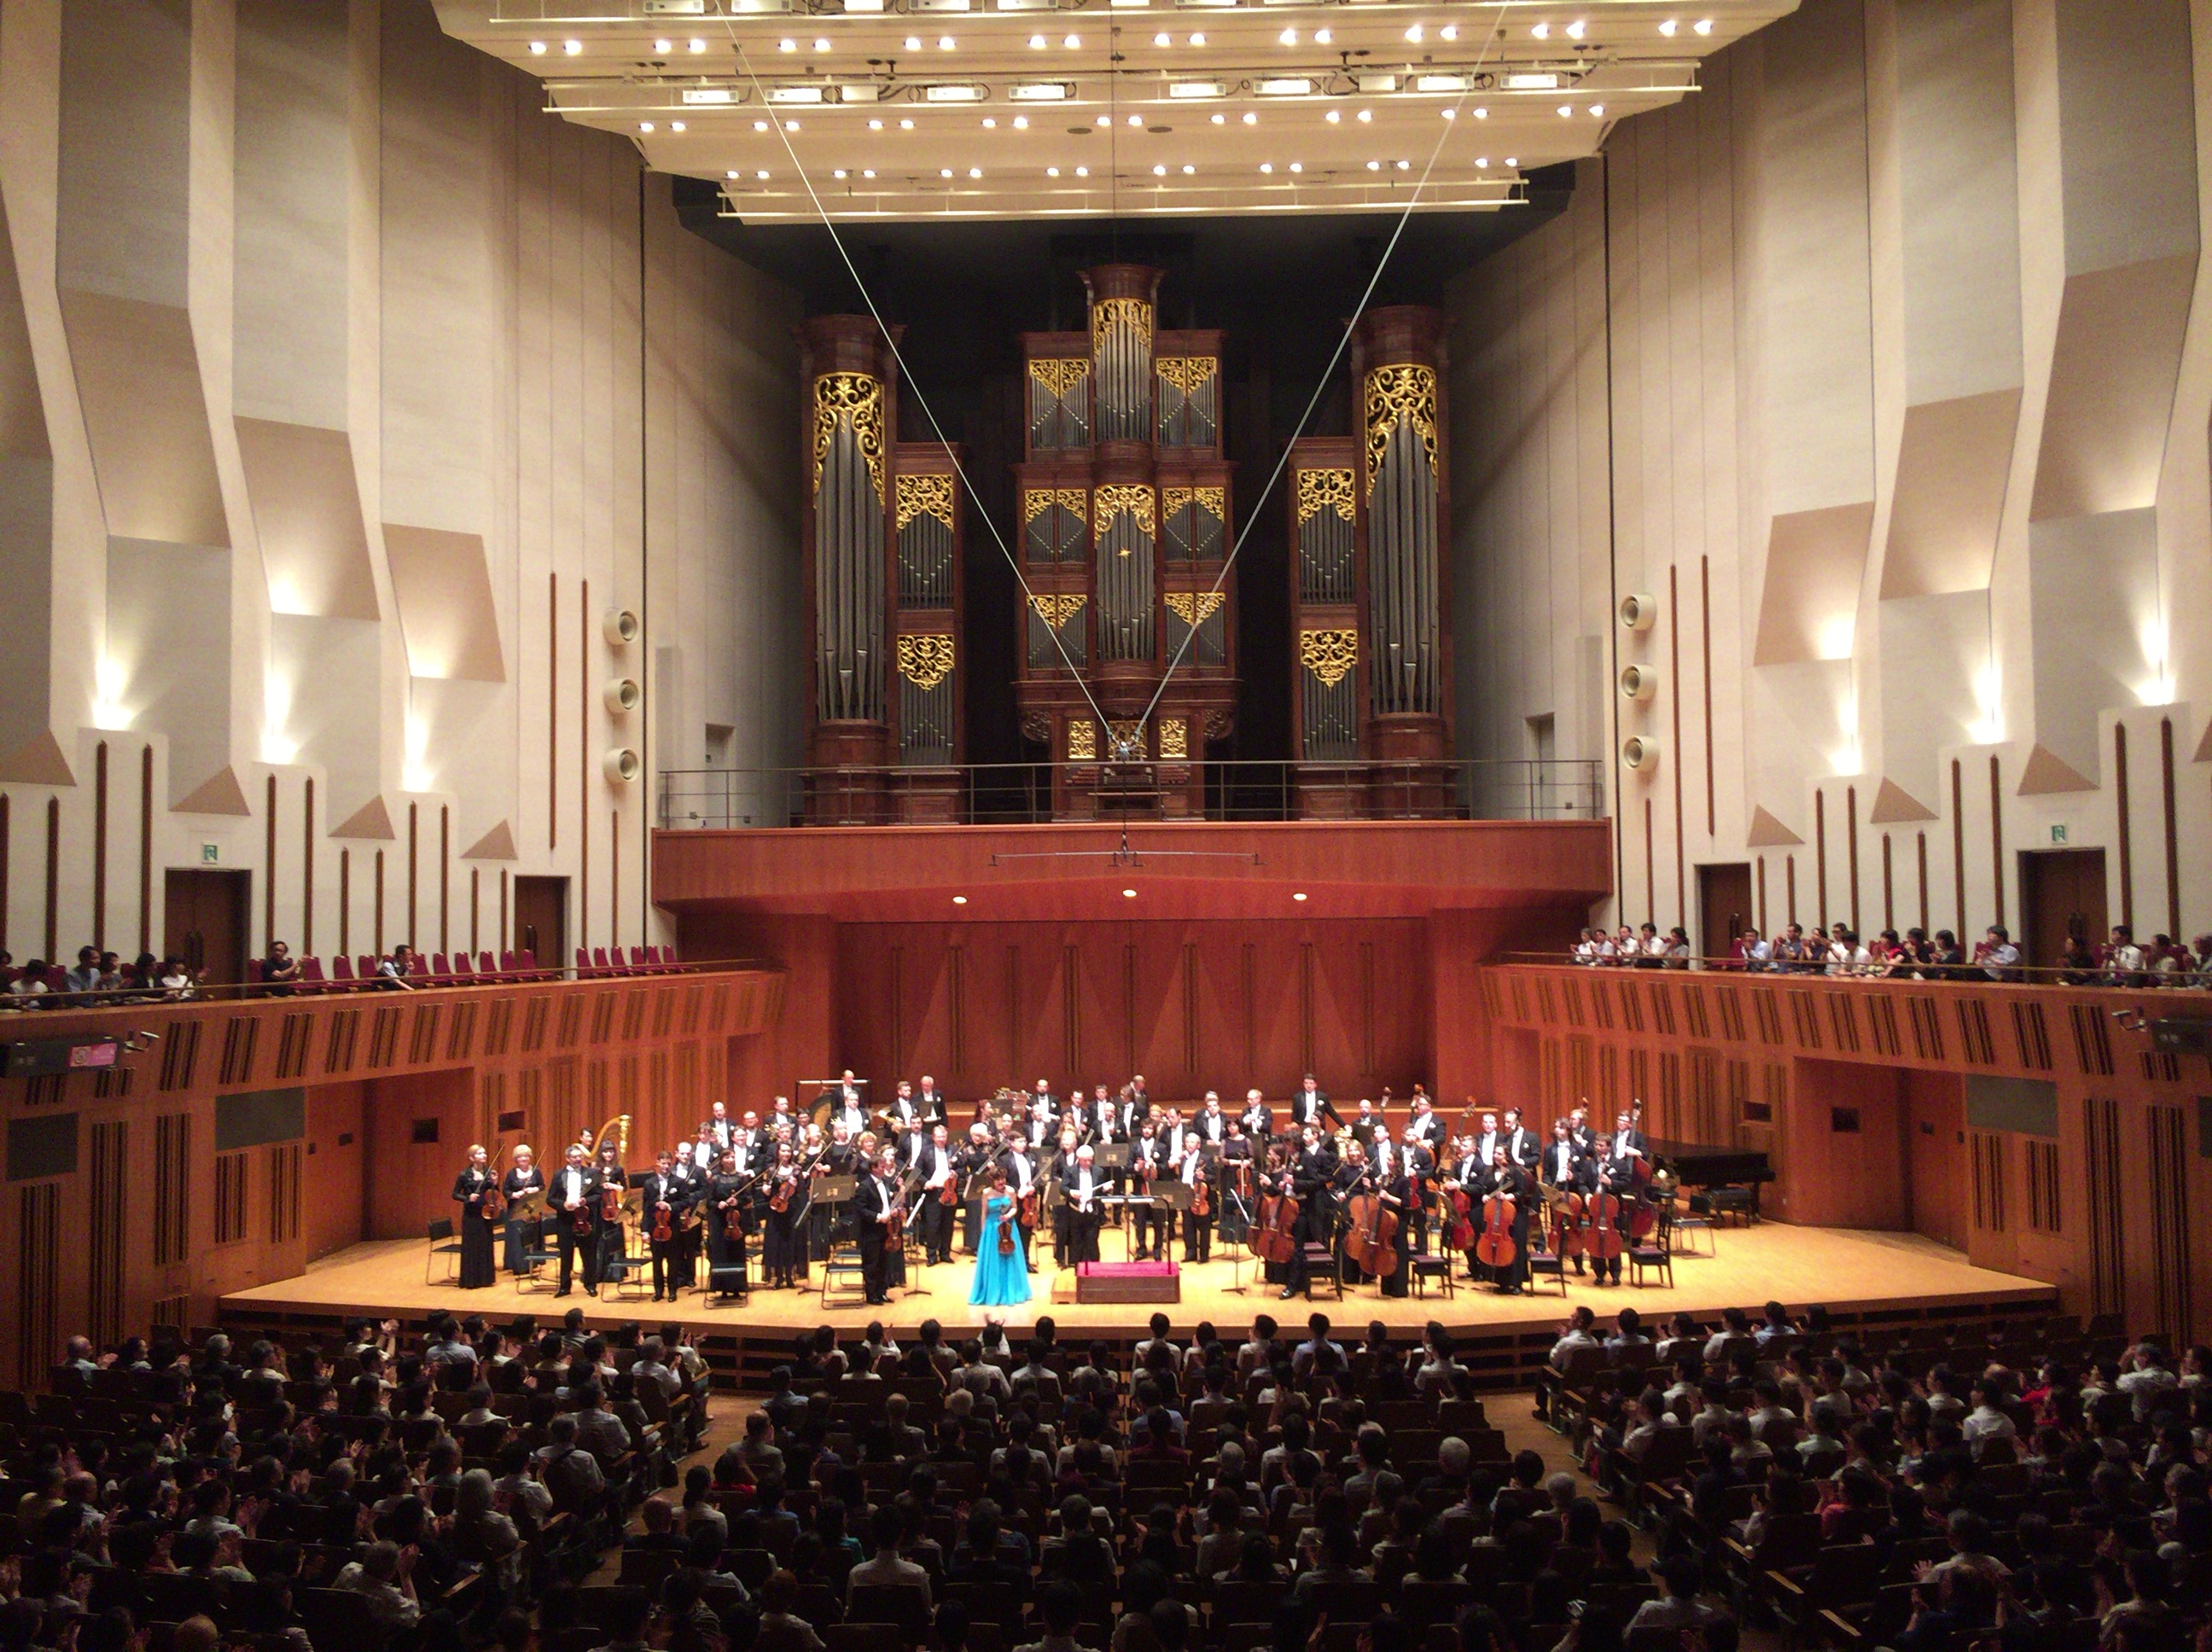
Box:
[833,917,1431,1100]
[1481,964,2212,1345]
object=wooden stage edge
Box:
[221,1224,2057,1364]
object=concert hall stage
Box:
[220,1224,2056,1387]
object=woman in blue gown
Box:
[970,1166,1031,1307]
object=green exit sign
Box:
[2049,824,2068,845]
[201,842,220,863]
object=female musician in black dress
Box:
[707,1148,752,1293]
[501,1144,546,1277]
[452,1145,498,1288]
[763,1142,803,1289]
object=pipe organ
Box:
[800,315,966,821]
[1016,265,1237,818]
[1287,305,1452,816]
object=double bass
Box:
[1252,1162,1301,1265]
[1342,1167,1400,1278]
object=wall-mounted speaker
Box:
[605,678,641,715]
[604,608,640,647]
[1618,592,1657,631]
[1622,734,1660,771]
[604,748,641,784]
[1619,663,1656,701]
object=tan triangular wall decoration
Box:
[175,765,251,816]
[1747,805,1804,846]
[2017,743,2095,795]
[0,730,77,786]
[1868,778,1936,823]
[462,819,516,861]
[331,795,396,840]
[2194,714,2212,763]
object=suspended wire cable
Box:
[1135,5,1511,734]
[719,31,1115,737]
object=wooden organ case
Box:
[800,314,967,822]
[1286,305,1452,817]
[1015,265,1237,819]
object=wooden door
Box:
[163,869,250,987]
[2018,849,2106,970]
[1697,863,1754,962]
[1904,1071,1968,1251]
[513,875,568,974]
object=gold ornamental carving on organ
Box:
[895,473,955,531]
[1164,590,1225,628]
[1299,627,1359,688]
[1297,468,1357,525]
[812,371,886,501]
[1091,298,1154,353]
[1362,364,1437,497]
[1022,487,1088,525]
[1155,356,1217,394]
[1028,358,1091,398]
[1157,717,1190,759]
[1028,593,1087,631]
[1107,720,1145,757]
[895,633,956,689]
[1091,483,1156,539]
[1162,486,1225,521]
[1066,718,1097,761]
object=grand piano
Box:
[1648,1138,1776,1218]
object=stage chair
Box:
[819,1240,870,1308]
[1627,1207,1676,1289]
[1409,1226,1454,1300]
[424,1217,463,1283]
[1296,1240,1343,1300]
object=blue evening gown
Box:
[969,1193,1032,1306]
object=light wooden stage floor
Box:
[224,1224,2054,1346]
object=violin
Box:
[602,1181,625,1224]
[1189,1168,1210,1220]
[998,1196,1017,1254]
[652,1194,673,1245]
[480,1178,504,1222]
[769,1167,798,1213]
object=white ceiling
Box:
[434,1,1796,224]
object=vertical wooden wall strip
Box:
[1881,832,1893,934]
[1785,852,1797,930]
[549,573,560,851]
[1814,790,1828,929]
[45,796,60,960]
[1846,786,1860,934]
[301,779,315,955]
[92,742,108,951]
[1700,556,1715,836]
[2113,724,2133,931]
[2159,717,2179,939]
[1755,853,1767,934]
[264,775,277,949]
[138,747,153,954]
[373,849,385,956]
[1951,759,1966,937]
[610,810,620,951]
[340,850,351,958]
[1668,562,1685,929]
[1643,798,1655,926]
[439,806,451,954]
[406,802,419,949]
[580,579,591,952]
[469,867,480,957]
[1917,831,1929,934]
[1988,755,2005,931]
[500,870,509,952]
[0,793,10,951]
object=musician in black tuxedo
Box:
[1586,1143,1632,1285]
[1195,1092,1229,1146]
[1117,1085,1150,1141]
[1281,1126,1340,1298]
[1469,1111,1504,1167]
[637,1153,688,1301]
[852,1151,904,1306]
[1062,1144,1112,1263]
[1290,1074,1336,1133]
[501,1145,547,1277]
[882,1081,929,1139]
[1089,1085,1119,1143]
[1239,1088,1272,1143]
[1396,1126,1436,1251]
[914,1125,961,1265]
[1612,1110,1650,1166]
[1002,1137,1039,1271]
[1501,1108,1540,1170]
[1128,1124,1167,1260]
[914,1076,949,1124]
[1539,1120,1592,1275]
[549,1144,602,1297]
[1047,1131,1082,1265]
[670,1143,709,1288]
[1405,1094,1446,1155]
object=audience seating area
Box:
[0,945,686,1007]
[9,1300,2209,1652]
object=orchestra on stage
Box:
[451,1071,1691,1306]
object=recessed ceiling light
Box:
[1694,17,1714,33]
[1243,111,1256,125]
[1122,888,1137,899]
[1532,22,1551,39]
[1014,115,1028,127]
[833,168,847,178]
[1476,155,1488,166]
[1591,104,1605,117]
[1557,104,1573,117]
[755,169,769,179]
[983,116,997,126]
[1075,165,1088,176]
[1153,163,1167,175]
[952,895,968,905]
[1474,106,1488,119]
[1181,162,1193,173]
[1325,109,1340,123]
[1659,18,1679,34]
[785,119,800,130]
[1441,108,1456,119]
[1289,160,1301,172]
[754,119,769,131]
[1505,155,1518,166]
[1048,166,1061,176]
[726,169,738,178]
[562,38,581,55]
[639,121,655,132]
[1292,892,1308,902]
[868,118,883,129]
[690,38,707,54]
[1097,114,1111,125]
[1190,31,1205,44]
[1404,23,1423,42]
[1357,108,1371,122]
[1062,32,1080,47]
[528,40,546,55]
[969,166,981,177]
[1365,159,1378,170]
[1211,112,1224,123]
[669,120,684,131]
[941,167,953,177]
[654,38,672,53]
[1395,159,1409,169]
[1128,112,1143,125]
[940,36,956,49]
[778,38,795,51]
[905,35,922,49]
[1278,27,1296,44]
[863,168,876,177]
[1440,24,1457,41]
[1566,20,1586,38]
[1260,162,1272,173]
[900,117,915,127]
[815,38,831,51]
[1153,31,1170,45]
[1313,26,1330,43]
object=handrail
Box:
[660,755,1607,829]
[0,957,742,1015]
[1494,951,2212,989]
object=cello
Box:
[1342,1164,1400,1279]
[1252,1159,1301,1265]
[1476,1163,1518,1271]
[1584,1159,1625,1269]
